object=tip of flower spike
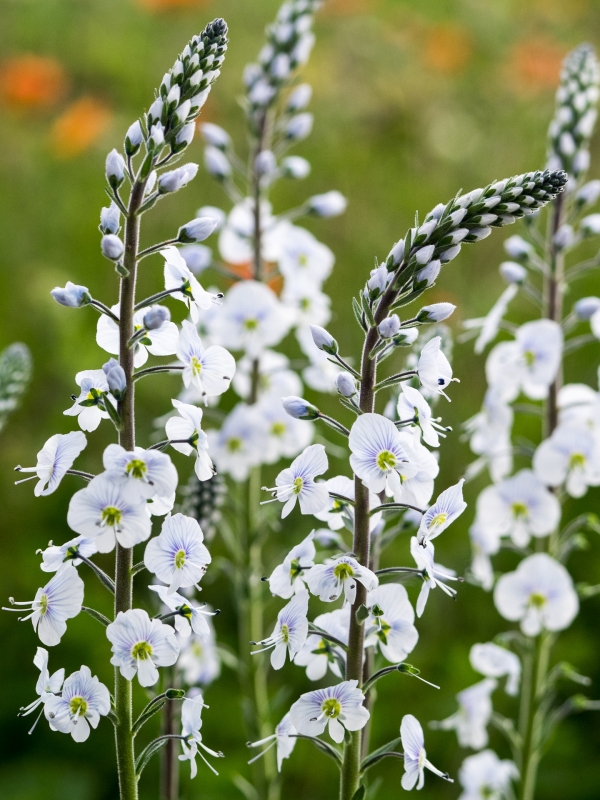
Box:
[204,18,228,40]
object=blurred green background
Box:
[1,0,600,798]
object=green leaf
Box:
[352,786,366,800]
[290,734,343,768]
[355,604,369,624]
[352,297,367,331]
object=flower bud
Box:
[178,216,219,244]
[148,98,163,124]
[309,324,338,354]
[167,85,181,108]
[99,202,121,235]
[103,359,127,400]
[467,227,492,242]
[101,234,124,261]
[414,244,435,266]
[576,179,600,207]
[378,315,401,339]
[336,372,356,397]
[393,327,419,346]
[307,190,347,218]
[415,259,441,287]
[440,244,461,263]
[504,235,533,260]
[175,100,191,124]
[389,238,405,265]
[281,155,310,179]
[499,261,527,284]
[204,146,232,179]
[416,302,456,323]
[105,149,125,189]
[125,120,143,156]
[575,296,600,320]
[255,150,278,178]
[286,82,312,111]
[200,122,231,150]
[553,224,575,250]
[285,112,314,141]
[51,282,91,308]
[367,265,389,297]
[581,214,600,236]
[143,306,170,330]
[148,123,165,151]
[158,163,199,194]
[175,122,196,149]
[282,396,320,420]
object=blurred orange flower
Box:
[321,0,374,16]
[135,0,209,11]
[51,97,113,159]
[0,55,67,109]
[424,24,473,74]
[510,38,564,91]
[224,262,282,294]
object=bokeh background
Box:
[1,0,600,798]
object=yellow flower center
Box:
[280,623,290,643]
[511,501,528,518]
[191,356,203,376]
[101,506,122,527]
[569,452,586,469]
[298,253,308,267]
[69,696,88,717]
[321,698,342,718]
[131,641,153,660]
[376,449,397,471]
[429,512,448,529]
[227,437,242,452]
[523,350,536,366]
[38,593,49,615]
[126,459,147,479]
[271,422,286,437]
[244,318,258,330]
[530,592,546,608]
[174,549,187,569]
[292,476,304,495]
[333,562,354,581]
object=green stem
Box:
[114,174,146,800]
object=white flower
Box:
[397,384,445,448]
[96,304,179,367]
[470,643,521,696]
[106,608,179,687]
[410,537,459,617]
[349,413,415,496]
[208,280,291,357]
[268,532,316,598]
[434,679,497,749]
[486,320,563,401]
[504,234,533,260]
[144,513,211,593]
[15,431,87,496]
[533,423,600,497]
[266,443,329,518]
[417,336,456,400]
[44,666,110,742]
[276,222,334,286]
[255,398,314,465]
[19,648,64,726]
[252,590,309,670]
[469,521,501,592]
[294,607,349,680]
[247,713,297,772]
[417,480,466,546]
[178,625,221,687]
[103,444,177,500]
[392,432,439,509]
[207,403,266,481]
[463,284,518,355]
[313,475,382,532]
[400,714,452,790]
[289,680,369,743]
[40,535,98,572]
[475,469,561,547]
[306,555,378,604]
[558,381,600,429]
[364,584,418,663]
[165,400,214,481]
[281,281,332,329]
[179,696,223,778]
[176,320,235,400]
[5,564,84,646]
[494,553,579,636]
[465,388,513,482]
[232,349,302,401]
[150,585,216,638]
[163,246,219,323]
[306,190,347,218]
[218,199,284,265]
[458,750,518,800]
[67,474,151,552]
[296,324,342,392]
[63,370,111,432]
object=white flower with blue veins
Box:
[410,537,459,617]
[417,479,466,546]
[494,552,579,637]
[19,648,64,729]
[306,555,378,605]
[178,626,221,688]
[103,443,178,500]
[294,607,349,680]
[96,304,179,368]
[218,199,284,266]
[433,678,497,749]
[251,590,309,670]
[255,397,314,465]
[463,284,518,355]
[67,473,151,552]
[397,384,446,448]
[162,246,220,322]
[349,413,416,496]
[5,563,84,647]
[150,585,216,639]
[281,279,332,329]
[313,475,382,533]
[533,422,600,497]
[458,749,518,800]
[247,713,297,773]
[400,713,453,790]
[106,608,179,687]
[392,431,439,509]
[165,400,214,481]
[290,680,370,744]
[364,583,419,663]
[417,336,456,400]
[207,402,266,481]
[268,532,316,599]
[265,443,329,518]
[176,320,235,400]
[468,521,501,592]
[275,221,334,286]
[144,513,211,594]
[15,431,87,496]
[40,535,98,572]
[470,642,521,696]
[44,666,110,742]
[63,369,112,432]
[179,696,223,778]
[233,349,302,401]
